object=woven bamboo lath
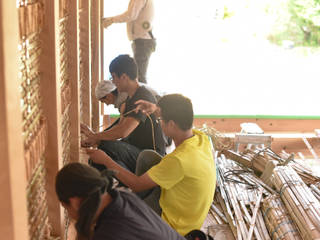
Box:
[262,195,302,240]
[59,0,69,19]
[59,17,72,166]
[19,33,43,149]
[17,2,56,238]
[26,158,53,239]
[58,5,72,240]
[273,166,320,240]
[24,118,47,181]
[18,1,44,39]
[79,13,85,123]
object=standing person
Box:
[86,94,216,236]
[55,162,186,240]
[81,55,165,174]
[102,0,156,83]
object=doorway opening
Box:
[103,0,320,116]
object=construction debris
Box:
[200,126,320,240]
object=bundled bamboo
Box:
[222,148,320,187]
[288,161,320,186]
[262,195,302,240]
[273,166,320,240]
[279,151,320,186]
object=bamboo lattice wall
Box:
[0,0,102,239]
[17,0,54,239]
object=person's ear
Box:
[168,120,176,129]
[69,196,82,210]
[120,73,128,81]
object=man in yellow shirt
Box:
[86,94,216,236]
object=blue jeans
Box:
[89,140,141,173]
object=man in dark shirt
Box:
[81,54,165,173]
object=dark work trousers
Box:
[89,140,141,174]
[132,38,156,83]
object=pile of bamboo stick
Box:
[273,166,320,240]
[310,183,320,201]
[216,155,272,240]
[213,151,320,240]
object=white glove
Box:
[102,17,113,28]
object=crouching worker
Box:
[86,94,216,236]
[81,55,166,174]
[55,162,186,240]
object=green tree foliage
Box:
[288,0,320,45]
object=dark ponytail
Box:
[55,163,113,239]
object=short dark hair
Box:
[55,163,113,239]
[109,54,137,80]
[157,94,193,130]
[185,230,214,240]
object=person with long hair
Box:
[55,162,185,240]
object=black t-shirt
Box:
[123,86,165,155]
[93,190,185,240]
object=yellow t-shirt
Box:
[147,129,216,236]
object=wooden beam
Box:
[0,1,29,239]
[40,0,63,236]
[68,0,81,163]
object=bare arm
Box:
[93,116,139,141]
[102,0,145,28]
[135,99,160,116]
[86,149,158,192]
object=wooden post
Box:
[39,0,64,236]
[69,0,81,162]
[0,1,29,239]
[91,0,102,131]
[80,0,92,126]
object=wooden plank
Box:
[90,0,102,131]
[193,118,320,133]
[39,0,64,237]
[0,1,29,239]
[234,134,272,145]
[68,0,81,163]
